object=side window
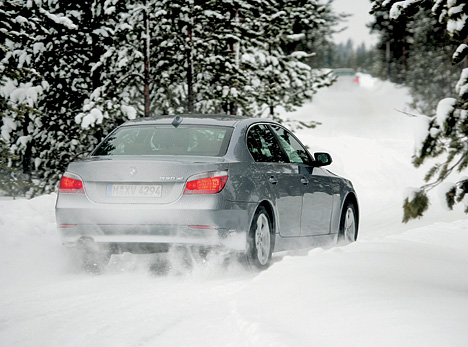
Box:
[270,125,312,165]
[247,125,285,163]
[246,130,263,162]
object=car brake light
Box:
[184,175,228,194]
[59,175,84,193]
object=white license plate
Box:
[107,184,162,197]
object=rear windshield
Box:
[93,125,233,157]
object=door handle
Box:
[300,177,309,185]
[268,176,278,185]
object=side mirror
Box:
[313,152,332,167]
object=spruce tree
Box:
[78,0,339,123]
[1,0,45,196]
[1,0,131,194]
[369,2,411,83]
[405,6,462,116]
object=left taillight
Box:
[59,174,84,194]
[184,172,228,195]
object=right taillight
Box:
[184,172,228,195]
[59,174,84,194]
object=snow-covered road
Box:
[1,76,467,346]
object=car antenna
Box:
[172,115,183,128]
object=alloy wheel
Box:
[343,206,356,242]
[255,213,271,265]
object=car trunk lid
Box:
[67,156,228,204]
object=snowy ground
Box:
[1,76,468,346]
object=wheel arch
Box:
[257,200,276,235]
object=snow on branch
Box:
[389,0,421,20]
[39,8,78,30]
[453,44,468,64]
[447,13,468,37]
[435,97,457,126]
[455,68,468,100]
[288,51,315,59]
[77,108,104,129]
[1,79,45,108]
[121,105,137,120]
[1,117,17,142]
[286,33,306,41]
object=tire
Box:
[246,206,274,269]
[79,246,112,274]
[338,201,358,244]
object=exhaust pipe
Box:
[77,237,97,250]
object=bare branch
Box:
[393,108,433,118]
[420,154,467,192]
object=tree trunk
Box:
[386,41,391,80]
[402,31,408,82]
[143,2,151,118]
[186,27,194,113]
[22,113,33,196]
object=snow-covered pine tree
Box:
[171,0,252,115]
[238,0,337,117]
[369,1,411,83]
[192,0,336,116]
[292,0,345,70]
[369,2,461,114]
[1,0,129,195]
[3,0,340,194]
[405,6,461,116]
[78,0,249,120]
[372,0,468,219]
[75,0,142,131]
[354,43,374,72]
[189,0,338,117]
[0,0,47,195]
[30,1,121,194]
[79,0,338,124]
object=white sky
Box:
[331,0,378,47]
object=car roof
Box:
[333,68,356,75]
[121,114,277,128]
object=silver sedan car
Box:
[56,114,358,269]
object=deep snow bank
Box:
[234,219,468,346]
[0,194,70,288]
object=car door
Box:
[246,124,303,237]
[269,125,335,236]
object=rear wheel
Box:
[339,202,358,243]
[246,206,274,269]
[77,243,112,274]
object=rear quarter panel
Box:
[221,121,277,231]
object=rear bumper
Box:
[56,193,252,251]
[58,224,247,251]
